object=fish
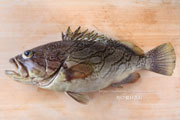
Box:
[5,27,176,104]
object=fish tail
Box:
[144,42,176,76]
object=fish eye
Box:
[22,50,33,59]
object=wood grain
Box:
[0,0,180,120]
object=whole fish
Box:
[5,27,176,104]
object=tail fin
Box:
[145,43,176,76]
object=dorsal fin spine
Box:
[62,27,144,55]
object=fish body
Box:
[40,39,143,93]
[5,27,176,104]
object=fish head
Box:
[5,43,66,86]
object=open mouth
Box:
[5,58,29,78]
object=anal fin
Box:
[111,72,140,87]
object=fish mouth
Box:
[5,58,29,78]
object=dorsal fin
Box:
[62,27,144,55]
[62,26,105,41]
[119,41,144,55]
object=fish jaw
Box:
[5,70,22,79]
[5,58,33,84]
[5,69,34,84]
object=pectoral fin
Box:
[111,72,140,87]
[64,63,93,81]
[65,91,89,104]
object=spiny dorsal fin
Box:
[62,26,106,41]
[62,27,144,55]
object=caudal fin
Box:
[145,43,176,76]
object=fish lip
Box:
[7,58,29,78]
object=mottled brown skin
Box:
[5,27,176,104]
[39,37,145,92]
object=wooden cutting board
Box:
[0,0,180,120]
